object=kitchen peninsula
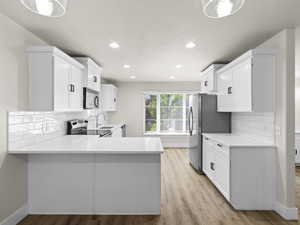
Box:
[9,136,163,215]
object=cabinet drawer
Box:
[213,141,229,155]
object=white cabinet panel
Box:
[53,56,70,111]
[102,84,118,111]
[74,57,102,92]
[295,134,300,164]
[232,58,252,112]
[214,146,230,200]
[217,69,233,111]
[69,66,83,110]
[201,64,224,93]
[28,155,94,214]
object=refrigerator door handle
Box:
[189,107,193,136]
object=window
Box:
[144,93,191,135]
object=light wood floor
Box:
[18,149,300,225]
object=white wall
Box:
[257,29,296,215]
[295,27,300,132]
[108,82,201,147]
[0,13,47,222]
[231,112,274,141]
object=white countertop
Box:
[202,133,275,147]
[8,136,164,154]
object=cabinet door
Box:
[217,69,233,111]
[88,64,101,92]
[200,74,208,93]
[69,66,83,110]
[206,70,215,92]
[203,138,216,181]
[232,59,252,112]
[214,147,230,200]
[202,137,210,175]
[295,134,300,164]
[53,56,71,111]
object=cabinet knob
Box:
[204,81,208,87]
[227,86,232,95]
[217,143,223,148]
[210,162,215,171]
[93,76,97,83]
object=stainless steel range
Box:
[66,119,112,137]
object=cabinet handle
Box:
[296,149,298,156]
[114,98,116,103]
[210,162,215,171]
[217,143,223,148]
[93,76,97,83]
[228,86,232,95]
[204,81,208,87]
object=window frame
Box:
[143,91,191,136]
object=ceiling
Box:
[0,0,300,82]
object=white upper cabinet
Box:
[200,64,224,93]
[102,84,118,111]
[27,46,84,111]
[74,57,102,92]
[217,49,276,112]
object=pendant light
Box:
[20,0,68,17]
[201,0,245,18]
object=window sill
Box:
[144,133,189,136]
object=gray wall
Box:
[0,13,46,222]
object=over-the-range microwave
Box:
[83,87,99,109]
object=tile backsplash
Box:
[231,112,275,141]
[8,111,87,150]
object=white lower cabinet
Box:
[295,133,300,164]
[202,136,275,210]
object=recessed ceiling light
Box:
[186,42,196,49]
[130,75,136,79]
[176,64,182,69]
[169,76,175,79]
[123,64,131,69]
[109,42,120,49]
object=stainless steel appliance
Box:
[83,88,99,109]
[67,119,112,137]
[187,94,231,173]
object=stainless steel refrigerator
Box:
[187,94,231,173]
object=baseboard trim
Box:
[274,201,298,220]
[0,205,28,225]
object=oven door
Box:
[83,88,99,109]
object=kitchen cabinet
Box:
[74,57,102,92]
[202,134,275,210]
[217,49,276,112]
[102,84,118,111]
[295,133,300,164]
[200,64,224,93]
[27,46,84,111]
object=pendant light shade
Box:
[20,0,68,17]
[201,0,245,18]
